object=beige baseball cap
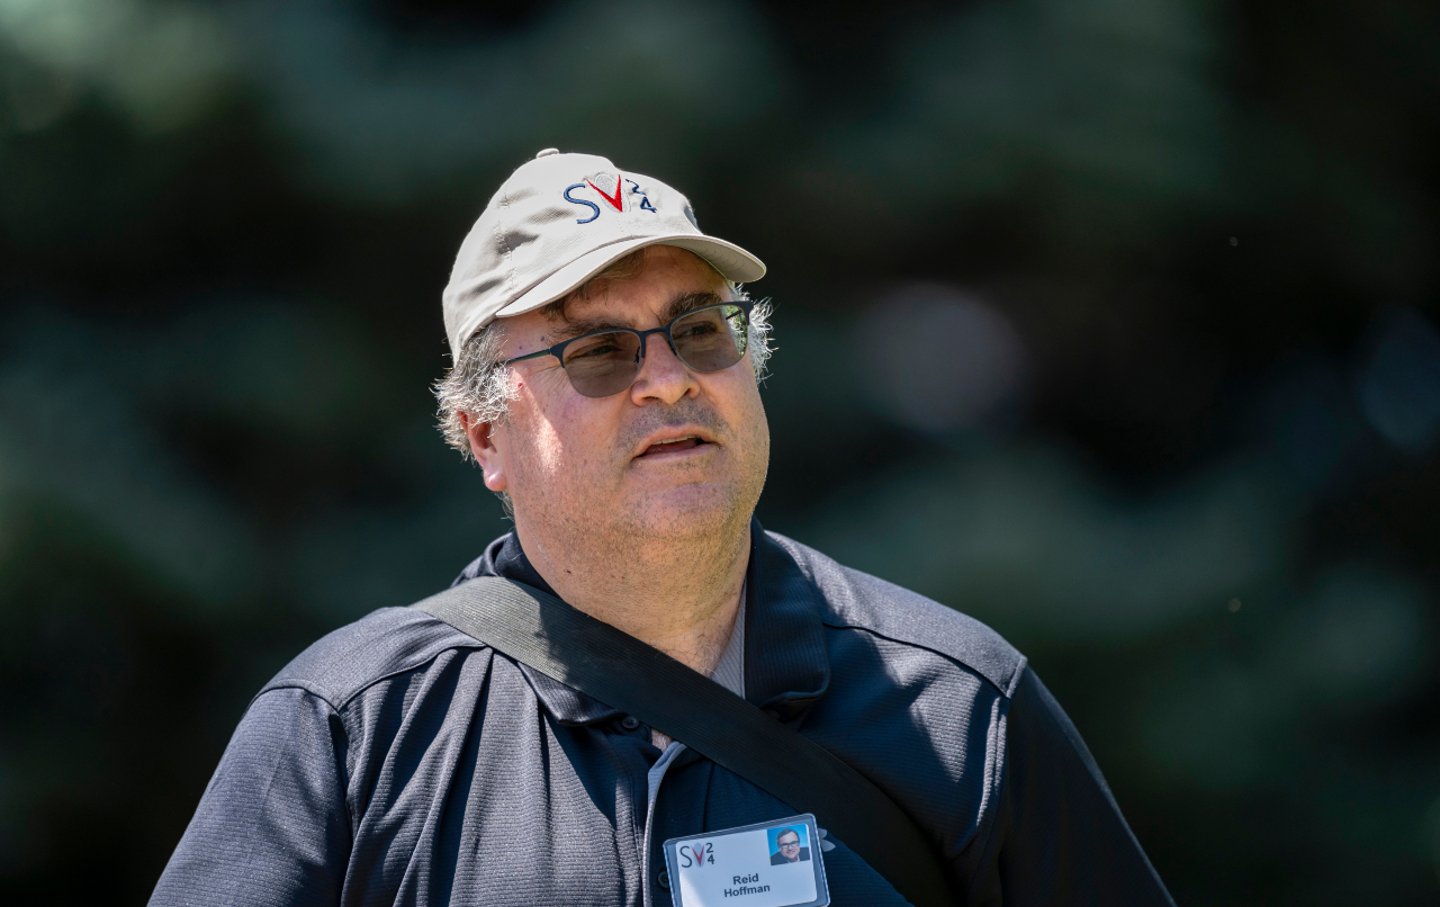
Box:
[441,149,767,357]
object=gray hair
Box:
[433,292,774,464]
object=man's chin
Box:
[621,486,751,539]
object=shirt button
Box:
[658,870,670,890]
[620,716,641,731]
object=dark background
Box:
[3,1,1438,903]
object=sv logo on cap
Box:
[563,173,657,224]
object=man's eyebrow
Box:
[545,317,618,342]
[547,291,729,341]
[662,291,728,321]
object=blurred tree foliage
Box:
[2,1,1437,903]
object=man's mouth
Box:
[637,436,707,458]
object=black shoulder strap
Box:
[414,576,953,907]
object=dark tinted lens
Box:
[672,304,748,372]
[561,330,642,397]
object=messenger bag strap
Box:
[413,576,953,907]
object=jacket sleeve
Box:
[974,667,1174,906]
[149,687,352,907]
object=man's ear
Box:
[459,412,507,493]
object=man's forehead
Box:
[556,287,728,324]
[544,255,733,328]
[568,248,726,302]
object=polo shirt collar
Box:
[452,520,831,726]
[742,521,831,719]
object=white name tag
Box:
[663,814,830,907]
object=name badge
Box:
[663,814,829,907]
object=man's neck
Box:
[516,520,751,677]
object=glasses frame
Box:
[500,300,755,397]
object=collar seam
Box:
[817,619,1022,700]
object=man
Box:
[151,150,1174,906]
[770,828,810,865]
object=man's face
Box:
[472,246,770,547]
[777,833,800,858]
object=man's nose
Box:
[629,330,699,404]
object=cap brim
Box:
[492,234,766,321]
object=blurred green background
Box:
[2,1,1437,903]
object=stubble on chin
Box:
[518,390,769,558]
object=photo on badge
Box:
[766,825,812,866]
[663,813,830,907]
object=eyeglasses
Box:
[778,839,800,848]
[502,301,754,398]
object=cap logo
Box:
[562,172,658,224]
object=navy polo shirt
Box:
[150,525,1173,906]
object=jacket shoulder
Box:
[259,605,483,710]
[765,530,1028,698]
